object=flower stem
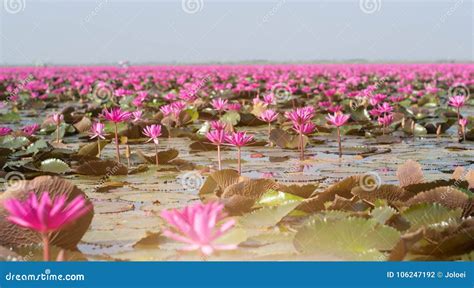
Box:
[337,126,342,158]
[114,123,121,162]
[217,144,222,170]
[154,143,159,166]
[97,140,101,157]
[299,132,304,160]
[457,107,461,139]
[267,123,272,146]
[55,124,60,143]
[41,233,50,261]
[237,147,241,175]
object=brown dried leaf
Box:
[75,159,128,176]
[352,184,408,204]
[405,187,468,211]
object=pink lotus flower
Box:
[90,122,106,140]
[103,107,131,162]
[143,124,162,145]
[285,107,314,125]
[206,129,228,170]
[90,122,106,157]
[143,124,162,165]
[328,105,343,113]
[0,127,12,136]
[21,123,40,136]
[4,191,90,261]
[293,122,316,135]
[226,131,254,174]
[210,120,227,131]
[259,109,279,146]
[326,113,350,158]
[51,113,63,126]
[160,202,236,256]
[160,104,173,116]
[378,113,394,128]
[258,109,278,123]
[326,113,350,127]
[102,107,131,123]
[51,113,63,143]
[210,98,228,112]
[225,102,241,111]
[376,102,393,114]
[225,131,254,148]
[131,110,143,122]
[207,129,227,145]
[449,95,467,139]
[448,95,466,108]
[262,93,275,105]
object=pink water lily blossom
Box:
[210,120,227,131]
[326,113,350,127]
[206,129,228,170]
[258,109,278,123]
[326,113,350,158]
[90,122,106,140]
[378,113,394,131]
[259,109,279,145]
[103,107,131,123]
[143,124,162,165]
[448,95,466,108]
[51,113,63,143]
[449,95,467,138]
[21,123,40,136]
[132,110,143,122]
[210,98,228,113]
[226,131,253,174]
[4,191,90,261]
[160,202,236,256]
[51,113,63,125]
[103,107,131,162]
[0,127,12,136]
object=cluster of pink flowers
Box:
[285,106,316,160]
[206,121,253,174]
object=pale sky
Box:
[0,0,472,65]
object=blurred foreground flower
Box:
[4,192,90,261]
[160,202,236,256]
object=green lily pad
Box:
[294,217,400,261]
[40,158,70,174]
